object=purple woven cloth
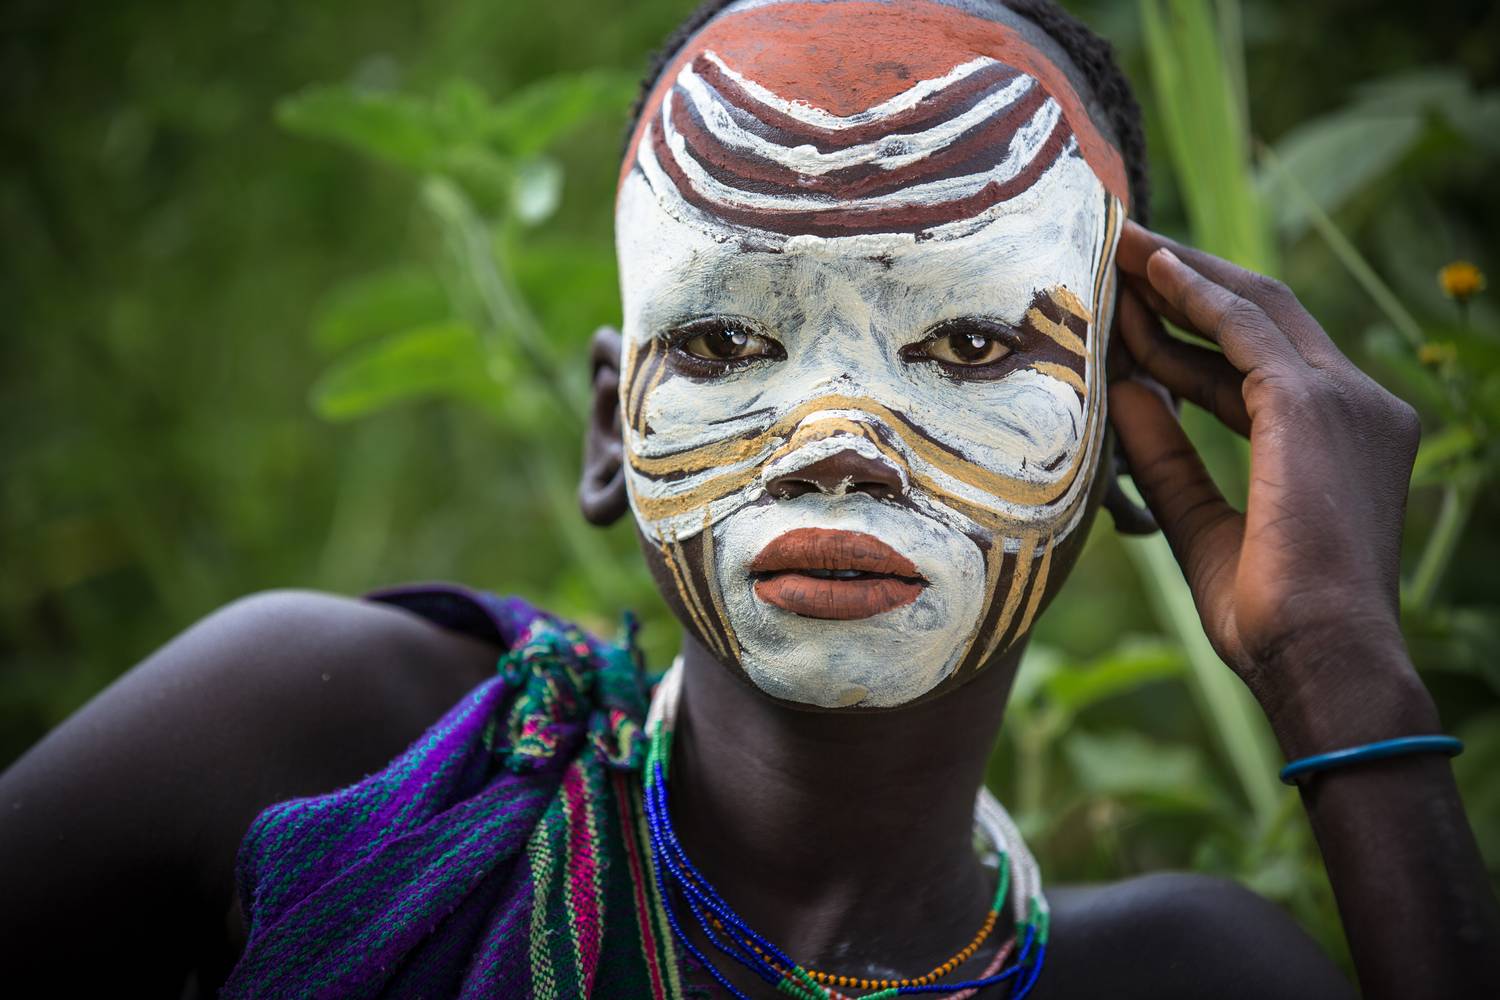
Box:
[220,585,662,999]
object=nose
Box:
[765,449,904,501]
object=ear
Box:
[1102,286,1161,536]
[579,326,630,526]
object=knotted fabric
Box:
[222,587,671,999]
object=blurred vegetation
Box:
[4,0,1498,969]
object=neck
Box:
[663,634,1024,972]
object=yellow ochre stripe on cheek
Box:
[956,532,1008,673]
[626,200,1121,527]
[628,379,1102,521]
[1026,307,1087,357]
[660,531,728,660]
[625,339,657,433]
[698,509,741,660]
[1014,538,1054,637]
[1048,286,1093,323]
[1030,362,1087,395]
[975,534,1038,668]
[636,351,670,437]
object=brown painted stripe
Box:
[692,54,1021,153]
[619,2,1131,211]
[650,113,1072,238]
[668,82,1054,202]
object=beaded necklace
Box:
[642,663,1049,999]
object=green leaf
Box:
[310,322,494,421]
[1140,0,1275,272]
[1259,110,1423,238]
[1352,69,1471,114]
[1453,710,1500,867]
[1411,423,1480,488]
[441,144,519,216]
[1363,324,1452,416]
[276,85,444,169]
[1043,641,1185,715]
[1448,92,1500,155]
[1008,642,1067,714]
[484,71,636,157]
[1063,729,1216,810]
[312,268,451,353]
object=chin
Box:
[714,494,988,709]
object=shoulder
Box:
[120,588,504,846]
[0,588,503,987]
[1040,872,1354,1000]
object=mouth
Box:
[749,527,927,620]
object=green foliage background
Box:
[4,0,1499,966]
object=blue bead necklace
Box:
[642,664,1049,999]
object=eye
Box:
[668,318,783,371]
[902,319,1017,369]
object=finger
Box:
[1109,380,1244,619]
[1121,220,1340,364]
[1116,286,1250,437]
[1121,270,1197,338]
[1146,248,1303,376]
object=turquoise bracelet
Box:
[1280,735,1464,785]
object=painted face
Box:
[615,0,1128,709]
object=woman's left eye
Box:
[904,321,1016,367]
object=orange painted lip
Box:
[749,528,926,620]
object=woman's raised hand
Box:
[1108,220,1430,750]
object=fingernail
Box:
[1152,247,1181,267]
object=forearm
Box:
[1264,649,1500,999]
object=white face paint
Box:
[615,18,1124,709]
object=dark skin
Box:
[2,224,1496,998]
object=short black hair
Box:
[626,0,1151,222]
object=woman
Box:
[3,1,1496,997]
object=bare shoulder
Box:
[0,588,501,991]
[1038,872,1355,1000]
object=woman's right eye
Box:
[669,319,783,368]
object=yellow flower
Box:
[1418,342,1456,367]
[1438,260,1485,303]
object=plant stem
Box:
[423,176,585,428]
[1257,143,1427,352]
[1016,724,1048,832]
[1407,480,1477,611]
[1125,533,1282,826]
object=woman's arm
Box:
[0,590,499,991]
[1108,220,1500,999]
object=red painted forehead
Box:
[622,0,1129,236]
